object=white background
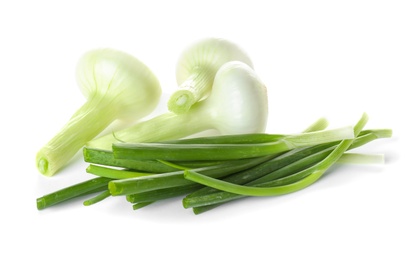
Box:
[1,0,413,259]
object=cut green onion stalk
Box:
[83,148,179,173]
[36,177,112,210]
[36,49,161,176]
[168,38,253,114]
[112,126,355,161]
[86,61,268,151]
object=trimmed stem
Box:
[168,68,215,114]
[36,97,118,176]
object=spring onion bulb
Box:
[36,49,161,176]
[86,61,268,151]
[167,38,253,114]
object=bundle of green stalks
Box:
[37,113,392,215]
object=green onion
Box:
[112,126,355,161]
[36,177,112,210]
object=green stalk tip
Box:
[83,190,111,206]
[108,181,122,196]
[36,197,46,210]
[132,202,153,210]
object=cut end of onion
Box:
[167,90,196,114]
